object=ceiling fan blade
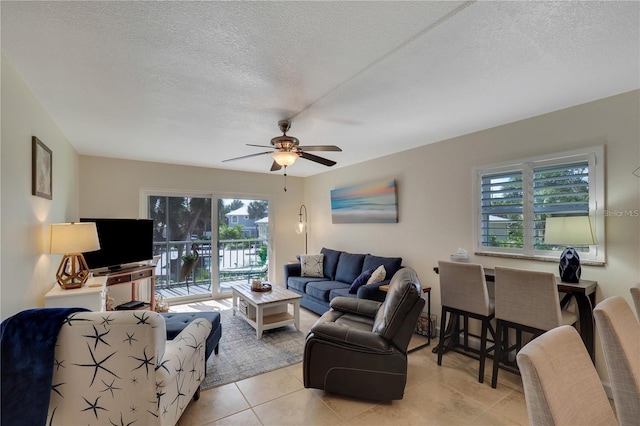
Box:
[222,151,272,163]
[300,152,337,167]
[246,144,275,149]
[270,161,282,172]
[298,145,342,152]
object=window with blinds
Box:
[480,170,524,249]
[473,146,604,263]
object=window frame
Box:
[472,146,605,265]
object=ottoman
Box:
[161,311,222,360]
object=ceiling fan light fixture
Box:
[272,151,298,167]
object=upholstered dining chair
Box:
[594,296,640,426]
[630,282,640,318]
[437,261,495,383]
[303,267,425,400]
[517,325,617,426]
[491,266,578,388]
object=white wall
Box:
[1,55,81,319]
[304,90,640,381]
[78,156,305,287]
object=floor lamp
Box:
[49,222,101,289]
[295,204,308,254]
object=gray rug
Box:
[201,308,305,390]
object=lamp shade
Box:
[544,216,596,246]
[49,222,100,254]
[272,151,298,167]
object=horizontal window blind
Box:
[473,146,603,263]
[534,161,589,250]
[480,171,523,249]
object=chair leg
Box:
[193,386,201,401]
[437,308,448,366]
[463,315,469,350]
[479,317,488,383]
[491,320,503,388]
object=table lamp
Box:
[544,216,595,283]
[49,222,100,289]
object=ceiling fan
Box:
[222,120,342,171]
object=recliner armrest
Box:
[309,323,391,353]
[330,296,381,318]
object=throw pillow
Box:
[349,269,374,294]
[301,254,324,277]
[367,264,387,284]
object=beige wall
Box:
[1,55,81,318]
[78,156,305,287]
[304,90,640,382]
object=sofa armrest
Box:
[330,296,381,318]
[356,279,389,302]
[309,322,391,353]
[283,263,301,288]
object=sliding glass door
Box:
[146,192,270,302]
[216,198,269,294]
[148,195,213,301]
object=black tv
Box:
[80,218,153,272]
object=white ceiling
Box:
[2,1,639,177]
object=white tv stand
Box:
[45,265,156,311]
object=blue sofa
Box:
[283,247,403,315]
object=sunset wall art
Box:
[330,179,398,224]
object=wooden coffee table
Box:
[231,283,302,338]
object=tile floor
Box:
[172,299,532,425]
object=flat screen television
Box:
[80,218,153,272]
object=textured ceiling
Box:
[2,1,639,176]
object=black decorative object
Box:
[544,216,596,283]
[558,246,581,283]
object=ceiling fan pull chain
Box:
[283,166,288,192]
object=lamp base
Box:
[56,253,91,289]
[559,247,581,283]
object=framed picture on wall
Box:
[32,136,52,199]
[330,179,398,223]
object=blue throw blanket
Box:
[1,307,88,426]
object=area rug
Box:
[201,308,305,390]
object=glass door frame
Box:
[140,189,274,302]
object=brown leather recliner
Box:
[303,267,425,400]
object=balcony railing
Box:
[152,238,268,298]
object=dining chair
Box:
[594,296,640,426]
[437,261,495,383]
[491,266,578,388]
[516,325,617,426]
[630,282,640,318]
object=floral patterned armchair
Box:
[47,310,211,425]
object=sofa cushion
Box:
[363,254,402,279]
[330,287,356,300]
[287,276,326,294]
[321,247,342,280]
[349,269,373,294]
[306,281,349,302]
[335,252,366,284]
[301,254,324,277]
